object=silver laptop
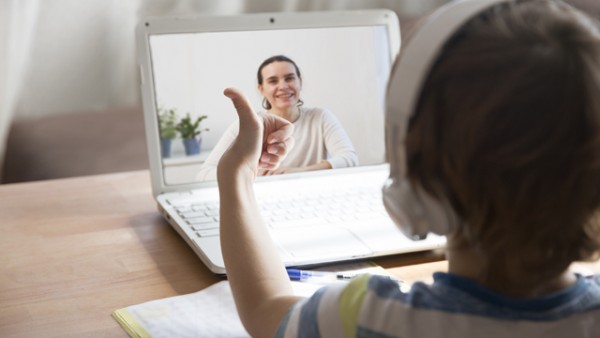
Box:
[137,10,445,274]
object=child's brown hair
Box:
[406,0,600,290]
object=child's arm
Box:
[218,88,302,338]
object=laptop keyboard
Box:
[261,186,386,229]
[174,202,220,237]
[171,185,388,238]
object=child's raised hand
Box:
[218,88,294,180]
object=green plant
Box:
[176,113,209,139]
[158,108,178,140]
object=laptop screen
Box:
[140,11,399,188]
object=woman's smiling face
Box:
[258,61,302,111]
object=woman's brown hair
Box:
[406,0,600,290]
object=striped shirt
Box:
[276,272,600,337]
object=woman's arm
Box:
[322,109,359,168]
[217,88,302,338]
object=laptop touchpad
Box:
[270,226,372,262]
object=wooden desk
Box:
[0,170,446,337]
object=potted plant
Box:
[176,113,209,156]
[158,108,178,158]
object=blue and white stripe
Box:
[277,273,600,337]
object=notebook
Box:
[136,10,446,274]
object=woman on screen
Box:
[196,55,358,181]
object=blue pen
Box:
[286,268,358,283]
[286,268,407,288]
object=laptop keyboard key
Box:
[192,223,218,231]
[187,216,217,225]
[196,228,220,237]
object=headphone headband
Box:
[386,0,510,176]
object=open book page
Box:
[113,281,248,338]
[112,262,396,338]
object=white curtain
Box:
[0,0,40,177]
[139,0,443,16]
[0,0,444,174]
[16,0,142,118]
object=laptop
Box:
[137,10,445,274]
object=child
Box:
[217,0,600,336]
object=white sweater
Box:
[196,106,358,181]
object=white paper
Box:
[120,281,325,338]
[115,262,394,337]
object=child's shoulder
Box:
[278,273,600,338]
[361,272,600,319]
[584,273,600,285]
[579,273,600,304]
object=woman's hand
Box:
[218,88,294,181]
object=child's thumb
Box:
[223,87,260,130]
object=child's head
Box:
[390,0,600,284]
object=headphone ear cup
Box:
[382,178,457,240]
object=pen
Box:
[286,268,359,283]
[286,268,408,290]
